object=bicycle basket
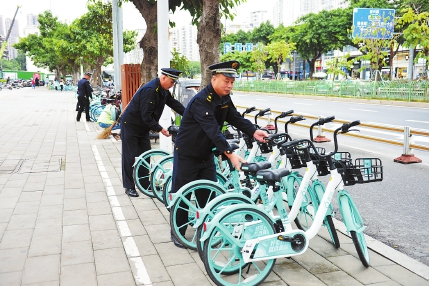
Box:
[310,147,329,176]
[341,157,383,186]
[257,141,273,154]
[285,145,307,169]
[332,152,353,175]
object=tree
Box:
[129,0,245,88]
[398,8,429,75]
[265,40,295,74]
[250,43,268,75]
[170,48,190,75]
[325,54,353,80]
[220,51,253,73]
[249,22,274,45]
[291,8,352,78]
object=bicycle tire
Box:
[169,181,226,250]
[195,196,253,260]
[149,155,174,203]
[133,149,170,197]
[163,171,227,208]
[351,230,370,267]
[324,215,340,249]
[202,207,276,286]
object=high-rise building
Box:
[23,14,40,37]
[5,18,19,60]
[170,24,199,62]
[0,15,5,37]
[250,10,269,28]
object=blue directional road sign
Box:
[245,43,254,52]
[223,43,232,54]
[234,43,243,53]
[352,8,395,39]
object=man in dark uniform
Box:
[170,60,268,248]
[76,72,94,122]
[120,68,185,198]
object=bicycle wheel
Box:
[196,196,253,260]
[164,172,227,208]
[133,149,170,197]
[169,181,226,250]
[149,155,174,203]
[202,207,276,286]
[339,191,369,266]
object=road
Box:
[232,91,429,267]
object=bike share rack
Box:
[237,105,428,164]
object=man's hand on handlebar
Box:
[160,128,171,137]
[223,152,246,172]
[253,129,269,143]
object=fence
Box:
[121,64,141,108]
[236,105,429,163]
[234,80,429,102]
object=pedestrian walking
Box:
[76,72,93,122]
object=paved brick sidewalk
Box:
[0,87,428,285]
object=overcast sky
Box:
[2,0,275,36]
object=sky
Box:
[1,0,275,36]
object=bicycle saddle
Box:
[255,168,290,183]
[241,161,272,173]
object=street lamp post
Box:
[292,50,296,80]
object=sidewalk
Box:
[0,87,428,286]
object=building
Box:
[170,24,199,62]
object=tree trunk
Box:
[131,0,158,85]
[197,0,221,90]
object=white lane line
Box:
[84,121,90,131]
[92,145,152,286]
[295,103,313,106]
[256,98,268,101]
[406,119,429,124]
[350,108,378,112]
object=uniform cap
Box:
[209,60,240,78]
[84,72,92,77]
[161,68,182,82]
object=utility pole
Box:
[157,0,172,152]
[112,0,123,90]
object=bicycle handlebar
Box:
[274,110,294,133]
[310,115,335,141]
[264,132,292,146]
[285,115,305,134]
[242,106,256,117]
[283,120,360,158]
[254,108,271,126]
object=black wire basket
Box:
[285,145,307,169]
[310,147,329,176]
[339,157,383,186]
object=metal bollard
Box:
[394,126,422,164]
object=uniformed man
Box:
[120,68,185,198]
[76,72,94,122]
[170,60,268,248]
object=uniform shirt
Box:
[77,78,93,98]
[174,83,256,160]
[121,77,185,133]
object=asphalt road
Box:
[232,91,429,267]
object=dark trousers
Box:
[121,123,151,189]
[76,96,90,121]
[171,151,217,235]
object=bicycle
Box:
[200,120,383,285]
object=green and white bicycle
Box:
[200,120,383,286]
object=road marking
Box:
[295,102,313,106]
[350,108,378,112]
[406,119,429,124]
[256,98,268,101]
[92,145,152,286]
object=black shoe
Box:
[76,119,80,122]
[87,119,92,122]
[171,232,186,249]
[125,188,139,197]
